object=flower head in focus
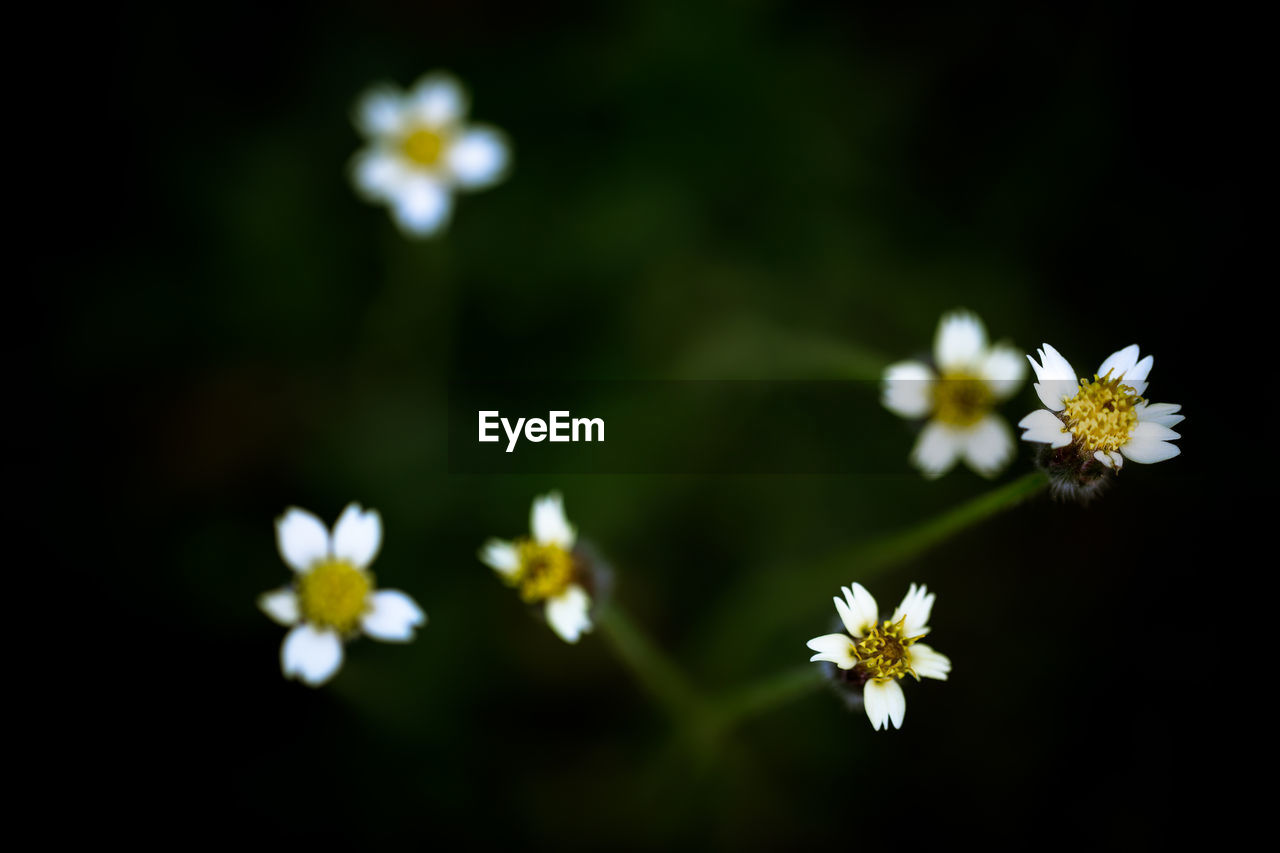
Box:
[882,310,1026,478]
[479,492,598,644]
[1019,343,1182,500]
[351,72,510,237]
[259,504,426,686]
[807,583,951,730]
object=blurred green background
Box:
[67,0,1243,845]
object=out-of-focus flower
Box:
[260,504,425,686]
[882,310,1026,478]
[807,582,950,730]
[350,72,510,237]
[1019,344,1182,499]
[479,492,594,643]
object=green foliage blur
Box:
[67,0,1244,846]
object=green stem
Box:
[596,604,708,724]
[819,470,1048,576]
[710,666,825,729]
[693,471,1049,675]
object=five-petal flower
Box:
[807,582,951,730]
[351,71,510,237]
[479,492,593,643]
[260,503,426,686]
[1019,343,1183,469]
[882,310,1026,478]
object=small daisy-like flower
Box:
[479,492,595,644]
[807,583,951,730]
[882,310,1027,478]
[351,71,510,237]
[1019,343,1183,482]
[259,504,426,687]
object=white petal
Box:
[1130,420,1180,443]
[1096,344,1140,381]
[933,310,988,372]
[1108,451,1125,468]
[907,643,951,681]
[409,73,468,127]
[1122,354,1153,396]
[864,679,906,731]
[332,503,382,569]
[446,127,510,189]
[281,625,344,687]
[258,588,299,626]
[1018,408,1072,448]
[1136,402,1184,428]
[980,343,1027,400]
[276,508,331,572]
[545,585,592,643]
[1120,438,1181,464]
[361,590,426,642]
[836,583,879,637]
[910,421,963,479]
[891,583,935,637]
[881,361,936,419]
[479,538,520,577]
[531,492,576,548]
[806,633,859,669]
[1027,344,1078,411]
[960,415,1014,477]
[1094,450,1115,469]
[354,84,405,137]
[351,149,405,201]
[391,177,453,236]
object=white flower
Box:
[350,72,510,237]
[479,492,593,644]
[807,582,951,730]
[1019,343,1183,469]
[882,310,1026,478]
[259,503,426,687]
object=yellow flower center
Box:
[400,127,448,167]
[1062,371,1142,453]
[932,372,994,427]
[853,617,923,681]
[297,559,373,634]
[509,539,575,603]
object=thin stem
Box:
[710,666,825,729]
[694,471,1049,675]
[596,603,708,724]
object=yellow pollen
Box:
[853,616,924,681]
[1062,370,1142,453]
[400,127,448,166]
[297,559,373,634]
[509,539,576,603]
[932,371,994,427]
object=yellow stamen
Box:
[1062,370,1142,453]
[401,127,448,167]
[297,559,373,634]
[853,616,925,681]
[508,539,576,603]
[932,371,994,427]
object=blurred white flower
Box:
[882,310,1026,478]
[479,492,593,644]
[1019,343,1183,469]
[259,503,425,687]
[350,71,510,237]
[807,582,951,731]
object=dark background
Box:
[56,1,1251,845]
